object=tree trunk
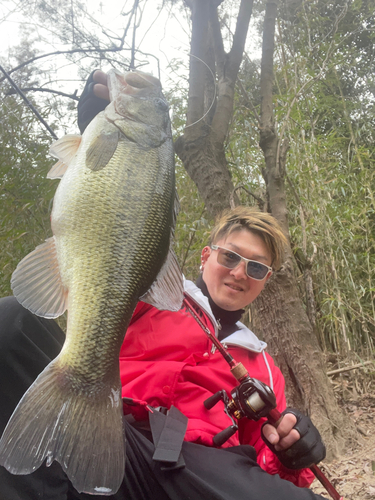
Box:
[176,0,254,218]
[256,1,356,458]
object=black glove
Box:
[77,70,108,134]
[261,408,326,470]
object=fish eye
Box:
[155,98,169,112]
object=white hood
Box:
[184,279,267,354]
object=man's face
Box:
[201,229,273,311]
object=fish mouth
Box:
[124,71,161,90]
[108,70,161,101]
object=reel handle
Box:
[213,425,238,447]
[204,391,226,410]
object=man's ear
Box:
[201,246,211,265]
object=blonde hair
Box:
[209,206,287,270]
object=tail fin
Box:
[0,358,125,495]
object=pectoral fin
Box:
[48,134,82,178]
[11,237,68,318]
[139,247,184,312]
[86,131,120,171]
[140,192,183,311]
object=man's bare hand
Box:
[92,70,109,101]
[262,413,299,451]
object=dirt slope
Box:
[311,394,375,500]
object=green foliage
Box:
[226,58,266,208]
[224,0,375,356]
[175,158,210,281]
[276,0,375,354]
[0,95,57,297]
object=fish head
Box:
[105,70,171,148]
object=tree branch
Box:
[260,1,277,145]
[0,48,125,85]
[210,0,254,144]
[5,87,79,101]
[0,64,57,139]
[227,0,254,79]
[209,3,226,81]
[180,0,211,135]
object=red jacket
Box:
[119,279,314,488]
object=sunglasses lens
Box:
[214,246,270,280]
[247,261,268,280]
[217,249,241,269]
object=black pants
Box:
[0,297,326,500]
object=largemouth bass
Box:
[0,70,183,495]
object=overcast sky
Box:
[0,0,192,90]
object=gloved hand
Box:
[77,70,109,133]
[261,408,326,470]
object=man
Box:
[0,71,326,500]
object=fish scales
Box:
[0,70,183,495]
[55,116,174,378]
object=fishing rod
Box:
[0,64,58,140]
[183,297,344,500]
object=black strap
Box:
[149,406,188,470]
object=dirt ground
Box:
[310,393,375,500]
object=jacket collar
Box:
[184,279,267,354]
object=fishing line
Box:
[184,52,217,129]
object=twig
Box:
[231,185,265,210]
[327,361,374,376]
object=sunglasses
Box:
[210,245,272,281]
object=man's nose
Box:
[229,261,247,280]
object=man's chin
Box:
[214,298,242,312]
